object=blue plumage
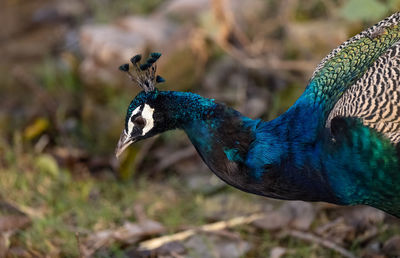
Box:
[116,13,400,217]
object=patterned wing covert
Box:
[327,44,400,143]
[304,13,400,119]
[302,12,400,143]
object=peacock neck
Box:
[157,91,261,188]
[157,91,340,203]
[156,90,256,148]
[155,91,219,129]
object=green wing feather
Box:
[303,13,400,119]
[326,116,400,216]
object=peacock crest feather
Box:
[119,52,165,93]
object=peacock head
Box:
[115,53,166,158]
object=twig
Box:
[0,200,43,219]
[75,232,83,258]
[283,230,356,258]
[356,226,378,244]
[315,217,344,235]
[138,213,266,250]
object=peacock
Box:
[115,13,400,217]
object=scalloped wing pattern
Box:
[327,44,400,143]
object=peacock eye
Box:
[134,116,146,128]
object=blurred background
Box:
[1,0,400,257]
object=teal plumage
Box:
[116,13,400,217]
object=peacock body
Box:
[116,13,400,217]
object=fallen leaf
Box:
[23,117,50,140]
[34,154,60,177]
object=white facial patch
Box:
[141,104,155,136]
[127,106,141,135]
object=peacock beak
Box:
[115,131,134,158]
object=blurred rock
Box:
[158,0,211,21]
[288,201,316,230]
[80,25,147,64]
[361,241,383,258]
[382,235,400,256]
[367,241,382,253]
[252,208,291,231]
[185,233,251,258]
[185,174,226,195]
[252,201,315,231]
[79,14,195,86]
[79,25,147,84]
[343,206,385,230]
[116,16,178,47]
[203,194,268,221]
[270,246,287,258]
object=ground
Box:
[1,0,400,257]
